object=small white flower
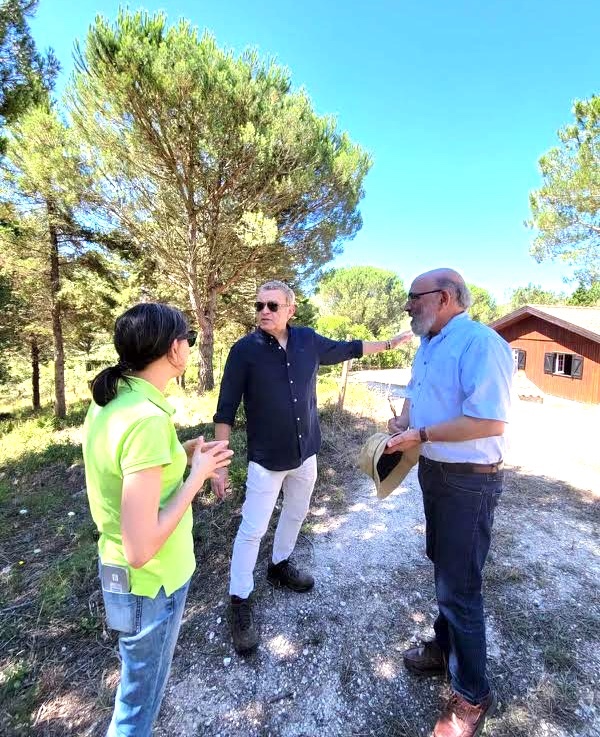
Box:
[19,509,28,515]
[33,548,41,554]
[223,657,231,666]
[67,511,75,517]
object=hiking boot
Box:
[403,639,448,676]
[267,559,314,592]
[230,595,259,654]
[433,690,497,737]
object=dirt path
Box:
[155,393,600,737]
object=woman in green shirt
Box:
[83,303,232,736]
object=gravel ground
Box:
[155,385,600,737]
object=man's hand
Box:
[383,428,421,453]
[387,417,407,434]
[210,467,231,501]
[390,330,413,348]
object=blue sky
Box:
[30,0,600,301]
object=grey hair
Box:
[258,280,296,305]
[435,278,472,309]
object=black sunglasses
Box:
[254,301,288,313]
[181,330,197,347]
[406,289,443,302]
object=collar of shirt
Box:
[422,310,469,346]
[119,376,175,416]
[256,325,292,345]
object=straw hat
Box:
[358,432,420,499]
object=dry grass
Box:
[2,379,599,736]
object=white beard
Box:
[410,308,437,337]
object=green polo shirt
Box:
[83,376,195,597]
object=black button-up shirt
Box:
[214,326,363,471]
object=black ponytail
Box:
[90,303,188,407]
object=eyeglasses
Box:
[182,330,197,347]
[254,301,289,313]
[406,289,443,302]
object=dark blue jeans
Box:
[418,457,503,705]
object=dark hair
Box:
[91,303,188,406]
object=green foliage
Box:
[0,0,59,152]
[0,270,20,380]
[528,95,600,283]
[316,314,373,341]
[567,280,600,306]
[509,283,567,310]
[38,530,97,615]
[293,295,319,328]
[70,9,371,391]
[0,105,127,414]
[315,265,406,337]
[468,283,499,323]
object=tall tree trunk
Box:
[31,337,40,410]
[196,281,217,393]
[188,280,217,393]
[198,305,215,393]
[48,212,66,418]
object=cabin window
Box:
[512,349,526,370]
[543,352,583,379]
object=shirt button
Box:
[279,346,282,350]
[287,362,290,366]
[290,380,294,384]
[299,434,302,438]
[297,417,300,421]
[294,398,297,402]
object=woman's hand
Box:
[182,437,203,465]
[188,437,233,485]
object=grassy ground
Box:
[1,377,598,736]
[0,374,379,736]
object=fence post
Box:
[337,334,352,412]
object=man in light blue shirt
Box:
[386,268,513,737]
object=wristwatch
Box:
[419,426,430,443]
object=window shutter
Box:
[543,353,554,374]
[572,355,583,379]
[517,350,526,370]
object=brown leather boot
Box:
[403,639,448,676]
[433,690,497,737]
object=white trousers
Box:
[229,455,318,598]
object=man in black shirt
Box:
[213,280,410,653]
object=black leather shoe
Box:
[267,559,314,592]
[230,596,259,654]
[403,639,448,676]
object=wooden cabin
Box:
[490,305,600,404]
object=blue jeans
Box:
[418,457,503,705]
[102,578,190,737]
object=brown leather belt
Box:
[423,458,504,474]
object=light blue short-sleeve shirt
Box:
[407,312,514,463]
